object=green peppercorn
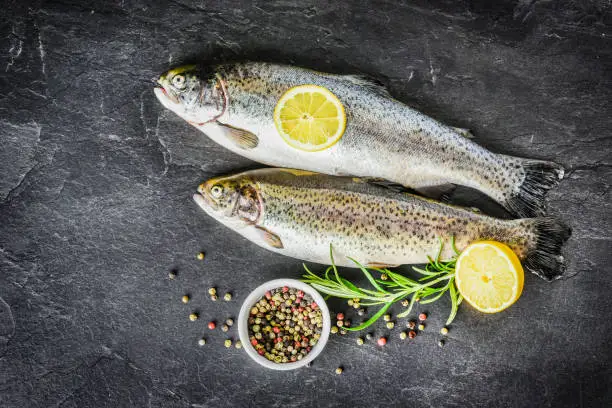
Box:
[198,338,206,346]
[440,327,449,335]
[335,367,343,375]
[224,339,232,348]
[380,273,388,280]
[365,333,373,340]
[400,331,407,340]
[208,287,216,295]
[330,326,338,334]
[224,292,232,301]
[235,341,242,349]
[197,252,205,260]
[356,337,364,345]
[418,324,425,331]
[226,318,234,327]
[181,295,190,304]
[221,324,229,332]
[189,313,198,322]
[383,314,391,322]
[386,321,395,329]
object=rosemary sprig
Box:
[302,238,463,331]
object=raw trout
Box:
[156,62,564,218]
[193,168,569,280]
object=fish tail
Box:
[524,217,571,280]
[502,158,565,218]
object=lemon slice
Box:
[455,241,524,313]
[274,85,346,152]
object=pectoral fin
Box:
[216,122,259,149]
[366,262,400,269]
[255,226,284,249]
[452,127,475,139]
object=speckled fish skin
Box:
[193,168,569,280]
[156,62,564,218]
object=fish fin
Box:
[338,75,391,98]
[503,158,565,217]
[216,122,259,149]
[255,226,284,249]
[414,184,457,201]
[524,217,571,280]
[279,169,318,177]
[366,262,400,269]
[452,127,475,139]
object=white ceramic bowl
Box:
[237,279,331,370]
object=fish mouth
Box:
[154,85,180,106]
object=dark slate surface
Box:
[1,1,611,407]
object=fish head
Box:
[154,65,226,124]
[193,173,262,226]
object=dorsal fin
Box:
[337,74,391,98]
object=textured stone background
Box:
[1,1,611,407]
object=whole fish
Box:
[156,62,564,218]
[193,168,569,280]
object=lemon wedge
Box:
[455,241,524,313]
[274,85,346,152]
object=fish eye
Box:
[171,74,186,89]
[210,184,223,198]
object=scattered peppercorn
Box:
[226,318,234,327]
[365,333,373,340]
[181,295,190,304]
[401,299,409,307]
[340,329,347,335]
[352,303,360,309]
[418,313,427,321]
[198,338,206,346]
[440,327,449,335]
[223,292,232,301]
[208,287,217,295]
[438,339,445,347]
[380,273,388,280]
[336,312,344,320]
[347,299,354,306]
[224,339,232,348]
[207,321,216,330]
[407,321,416,330]
[400,331,407,340]
[336,320,344,327]
[408,330,417,339]
[344,320,351,328]
[357,308,366,316]
[383,314,391,322]
[418,324,425,331]
[386,322,395,329]
[356,337,364,345]
[235,340,242,349]
[221,324,229,332]
[197,252,205,260]
[168,271,177,280]
[335,367,343,375]
[377,337,387,346]
[210,294,218,301]
[330,326,338,334]
[189,313,198,321]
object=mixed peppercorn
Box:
[248,286,323,364]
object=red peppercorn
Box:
[265,291,272,299]
[336,313,345,320]
[408,330,416,339]
[269,300,275,306]
[306,346,311,352]
[297,290,304,298]
[207,321,216,330]
[298,307,304,312]
[251,338,258,346]
[258,349,264,356]
[282,286,289,293]
[273,327,280,334]
[311,302,317,309]
[419,313,427,321]
[377,337,387,346]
